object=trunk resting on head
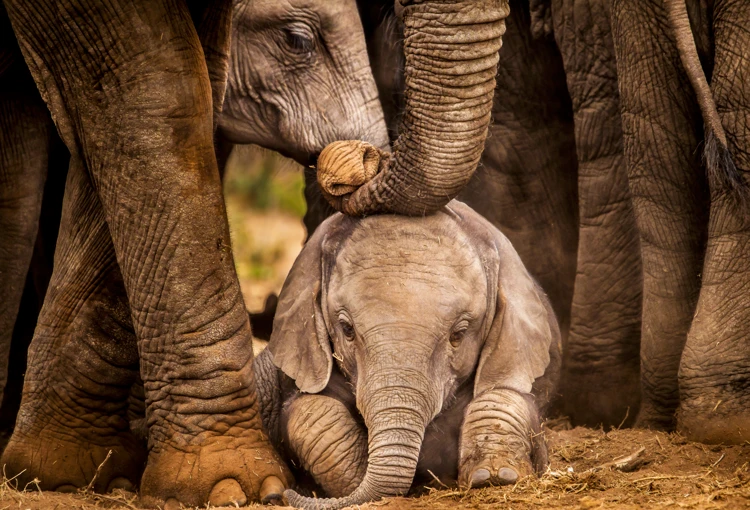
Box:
[316,0,509,217]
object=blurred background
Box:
[223,146,306,312]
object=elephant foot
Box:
[139,432,291,508]
[459,451,533,489]
[0,429,144,493]
[634,402,677,431]
[562,368,640,428]
[677,408,750,444]
[458,389,541,489]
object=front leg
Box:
[284,394,367,497]
[458,389,546,488]
[4,0,289,506]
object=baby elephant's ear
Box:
[268,221,334,394]
[475,231,561,398]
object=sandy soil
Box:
[2,425,747,509]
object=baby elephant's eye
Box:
[339,316,355,341]
[449,329,467,348]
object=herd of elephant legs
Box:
[0,0,749,508]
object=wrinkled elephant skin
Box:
[262,200,561,509]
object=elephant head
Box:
[268,201,560,509]
[316,0,510,216]
[219,0,389,165]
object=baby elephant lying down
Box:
[253,200,562,510]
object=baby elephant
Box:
[253,201,561,510]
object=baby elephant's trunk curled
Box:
[284,391,429,510]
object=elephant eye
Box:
[449,330,466,347]
[339,315,355,341]
[283,23,315,55]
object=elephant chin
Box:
[284,388,431,510]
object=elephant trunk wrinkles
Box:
[326,0,508,217]
[285,383,432,510]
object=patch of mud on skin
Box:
[1,425,747,509]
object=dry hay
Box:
[0,425,748,509]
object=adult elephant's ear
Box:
[268,215,351,394]
[449,201,561,402]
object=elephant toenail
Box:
[209,479,247,507]
[260,475,285,504]
[54,484,79,493]
[107,477,134,493]
[163,497,182,510]
[497,467,519,484]
[470,468,491,488]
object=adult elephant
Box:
[342,0,641,427]
[466,0,749,437]
[0,0,388,447]
[0,0,508,508]
[337,0,750,437]
[613,0,750,442]
[459,0,643,429]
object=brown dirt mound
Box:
[1,426,748,509]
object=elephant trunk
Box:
[317,0,509,216]
[284,382,432,510]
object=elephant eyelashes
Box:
[284,23,315,55]
[449,328,467,348]
[339,315,356,341]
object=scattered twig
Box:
[84,450,112,493]
[616,407,630,430]
[589,447,646,473]
[633,473,706,483]
[710,454,726,468]
[91,493,139,510]
[427,470,450,490]
[0,466,26,490]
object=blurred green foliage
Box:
[223,145,306,290]
[223,145,307,218]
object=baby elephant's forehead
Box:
[332,214,485,280]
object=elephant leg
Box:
[678,0,750,444]
[552,0,642,427]
[4,0,288,505]
[458,0,578,348]
[1,125,69,452]
[611,0,709,429]
[284,394,367,497]
[0,156,146,492]
[0,60,49,410]
[458,389,543,489]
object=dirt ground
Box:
[1,425,747,509]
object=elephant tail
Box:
[666,0,747,207]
